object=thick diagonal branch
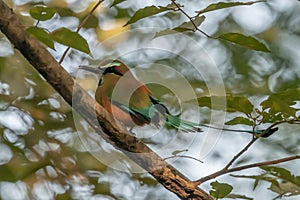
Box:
[0,1,213,199]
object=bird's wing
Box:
[111,95,167,127]
[111,100,151,123]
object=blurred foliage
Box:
[126,0,270,52]
[233,166,300,199]
[0,0,300,199]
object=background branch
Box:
[0,1,213,199]
[217,121,284,171]
[193,122,286,186]
[193,155,300,185]
[224,137,258,170]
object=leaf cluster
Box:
[26,5,90,54]
[196,89,300,130]
[233,166,300,199]
[114,0,270,52]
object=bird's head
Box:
[79,60,130,77]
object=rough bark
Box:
[0,1,213,199]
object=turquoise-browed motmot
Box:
[80,60,278,137]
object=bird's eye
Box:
[103,67,115,75]
[103,66,123,76]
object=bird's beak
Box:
[79,65,105,74]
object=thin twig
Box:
[59,0,104,64]
[164,155,204,163]
[171,0,211,38]
[192,120,299,186]
[224,137,258,170]
[193,155,300,185]
[229,155,300,175]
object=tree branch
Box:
[193,155,300,185]
[0,1,213,199]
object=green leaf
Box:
[111,0,126,7]
[196,96,226,111]
[26,27,55,49]
[263,96,296,117]
[29,5,56,21]
[196,95,254,114]
[218,33,270,52]
[154,16,206,38]
[196,0,264,15]
[125,3,178,26]
[174,16,206,31]
[154,29,178,38]
[210,181,233,198]
[50,28,90,54]
[226,117,254,126]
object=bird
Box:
[79,60,278,137]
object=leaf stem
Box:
[171,0,211,38]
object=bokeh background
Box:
[0,0,299,199]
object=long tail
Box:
[166,115,202,133]
[166,114,278,137]
[150,96,278,137]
